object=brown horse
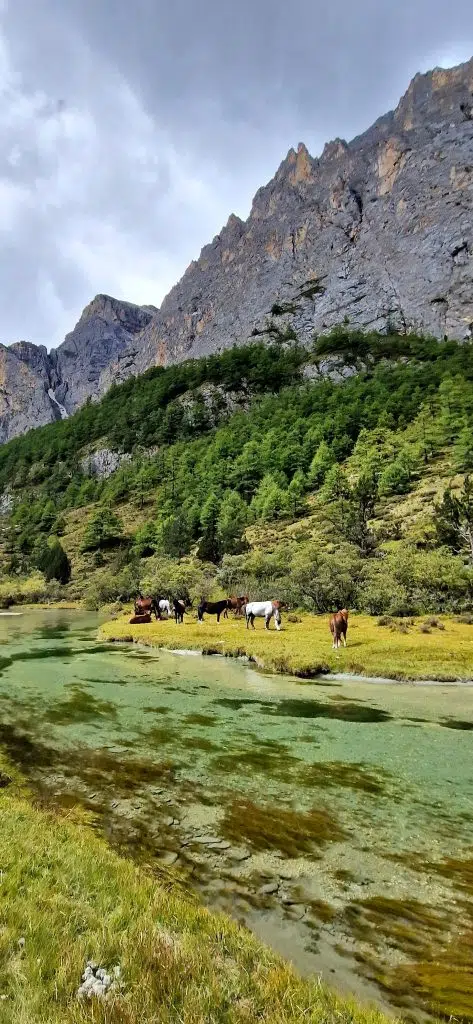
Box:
[129,613,152,625]
[134,594,159,619]
[330,609,349,649]
[227,595,249,617]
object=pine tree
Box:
[37,540,71,584]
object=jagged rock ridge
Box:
[0,58,472,443]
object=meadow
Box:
[100,610,473,682]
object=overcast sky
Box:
[0,0,472,349]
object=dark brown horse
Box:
[330,609,349,649]
[129,613,152,624]
[173,597,192,624]
[197,599,230,623]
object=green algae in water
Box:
[264,698,391,723]
[299,760,393,794]
[211,741,300,781]
[184,713,219,727]
[220,797,348,857]
[46,686,118,725]
[441,718,473,731]
[184,735,220,753]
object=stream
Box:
[0,608,472,1019]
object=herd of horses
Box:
[131,592,349,644]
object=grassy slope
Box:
[100,611,473,682]
[0,764,390,1024]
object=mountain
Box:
[0,58,472,443]
[0,296,156,443]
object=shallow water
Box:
[1,609,472,1019]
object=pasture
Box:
[100,611,473,682]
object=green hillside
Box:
[1,329,473,615]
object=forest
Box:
[1,329,473,615]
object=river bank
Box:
[99,610,473,682]
[0,756,391,1024]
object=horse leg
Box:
[265,614,271,630]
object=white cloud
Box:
[0,22,234,347]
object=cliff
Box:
[0,58,471,443]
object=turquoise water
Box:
[0,609,472,1017]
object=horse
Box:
[330,608,349,649]
[197,599,230,623]
[173,597,189,624]
[129,613,152,625]
[156,598,171,619]
[134,594,159,619]
[245,600,282,631]
[227,594,249,617]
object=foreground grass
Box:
[100,612,473,681]
[0,767,390,1024]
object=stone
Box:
[258,881,279,895]
[229,849,251,862]
[191,835,223,846]
[285,903,306,921]
[157,851,179,866]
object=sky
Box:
[0,0,472,349]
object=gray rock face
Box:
[52,295,156,414]
[132,58,473,370]
[80,447,132,480]
[0,295,155,443]
[0,341,57,444]
[0,59,472,444]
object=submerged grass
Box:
[100,611,473,682]
[0,757,391,1024]
[344,895,473,1021]
[220,796,348,857]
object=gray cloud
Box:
[0,0,472,347]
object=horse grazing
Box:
[330,609,349,649]
[197,599,230,623]
[134,594,159,619]
[245,600,282,631]
[227,594,249,618]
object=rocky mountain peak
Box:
[394,57,473,131]
[0,56,472,445]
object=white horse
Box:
[158,599,171,618]
[245,600,282,631]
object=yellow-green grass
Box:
[100,612,473,681]
[0,760,390,1024]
